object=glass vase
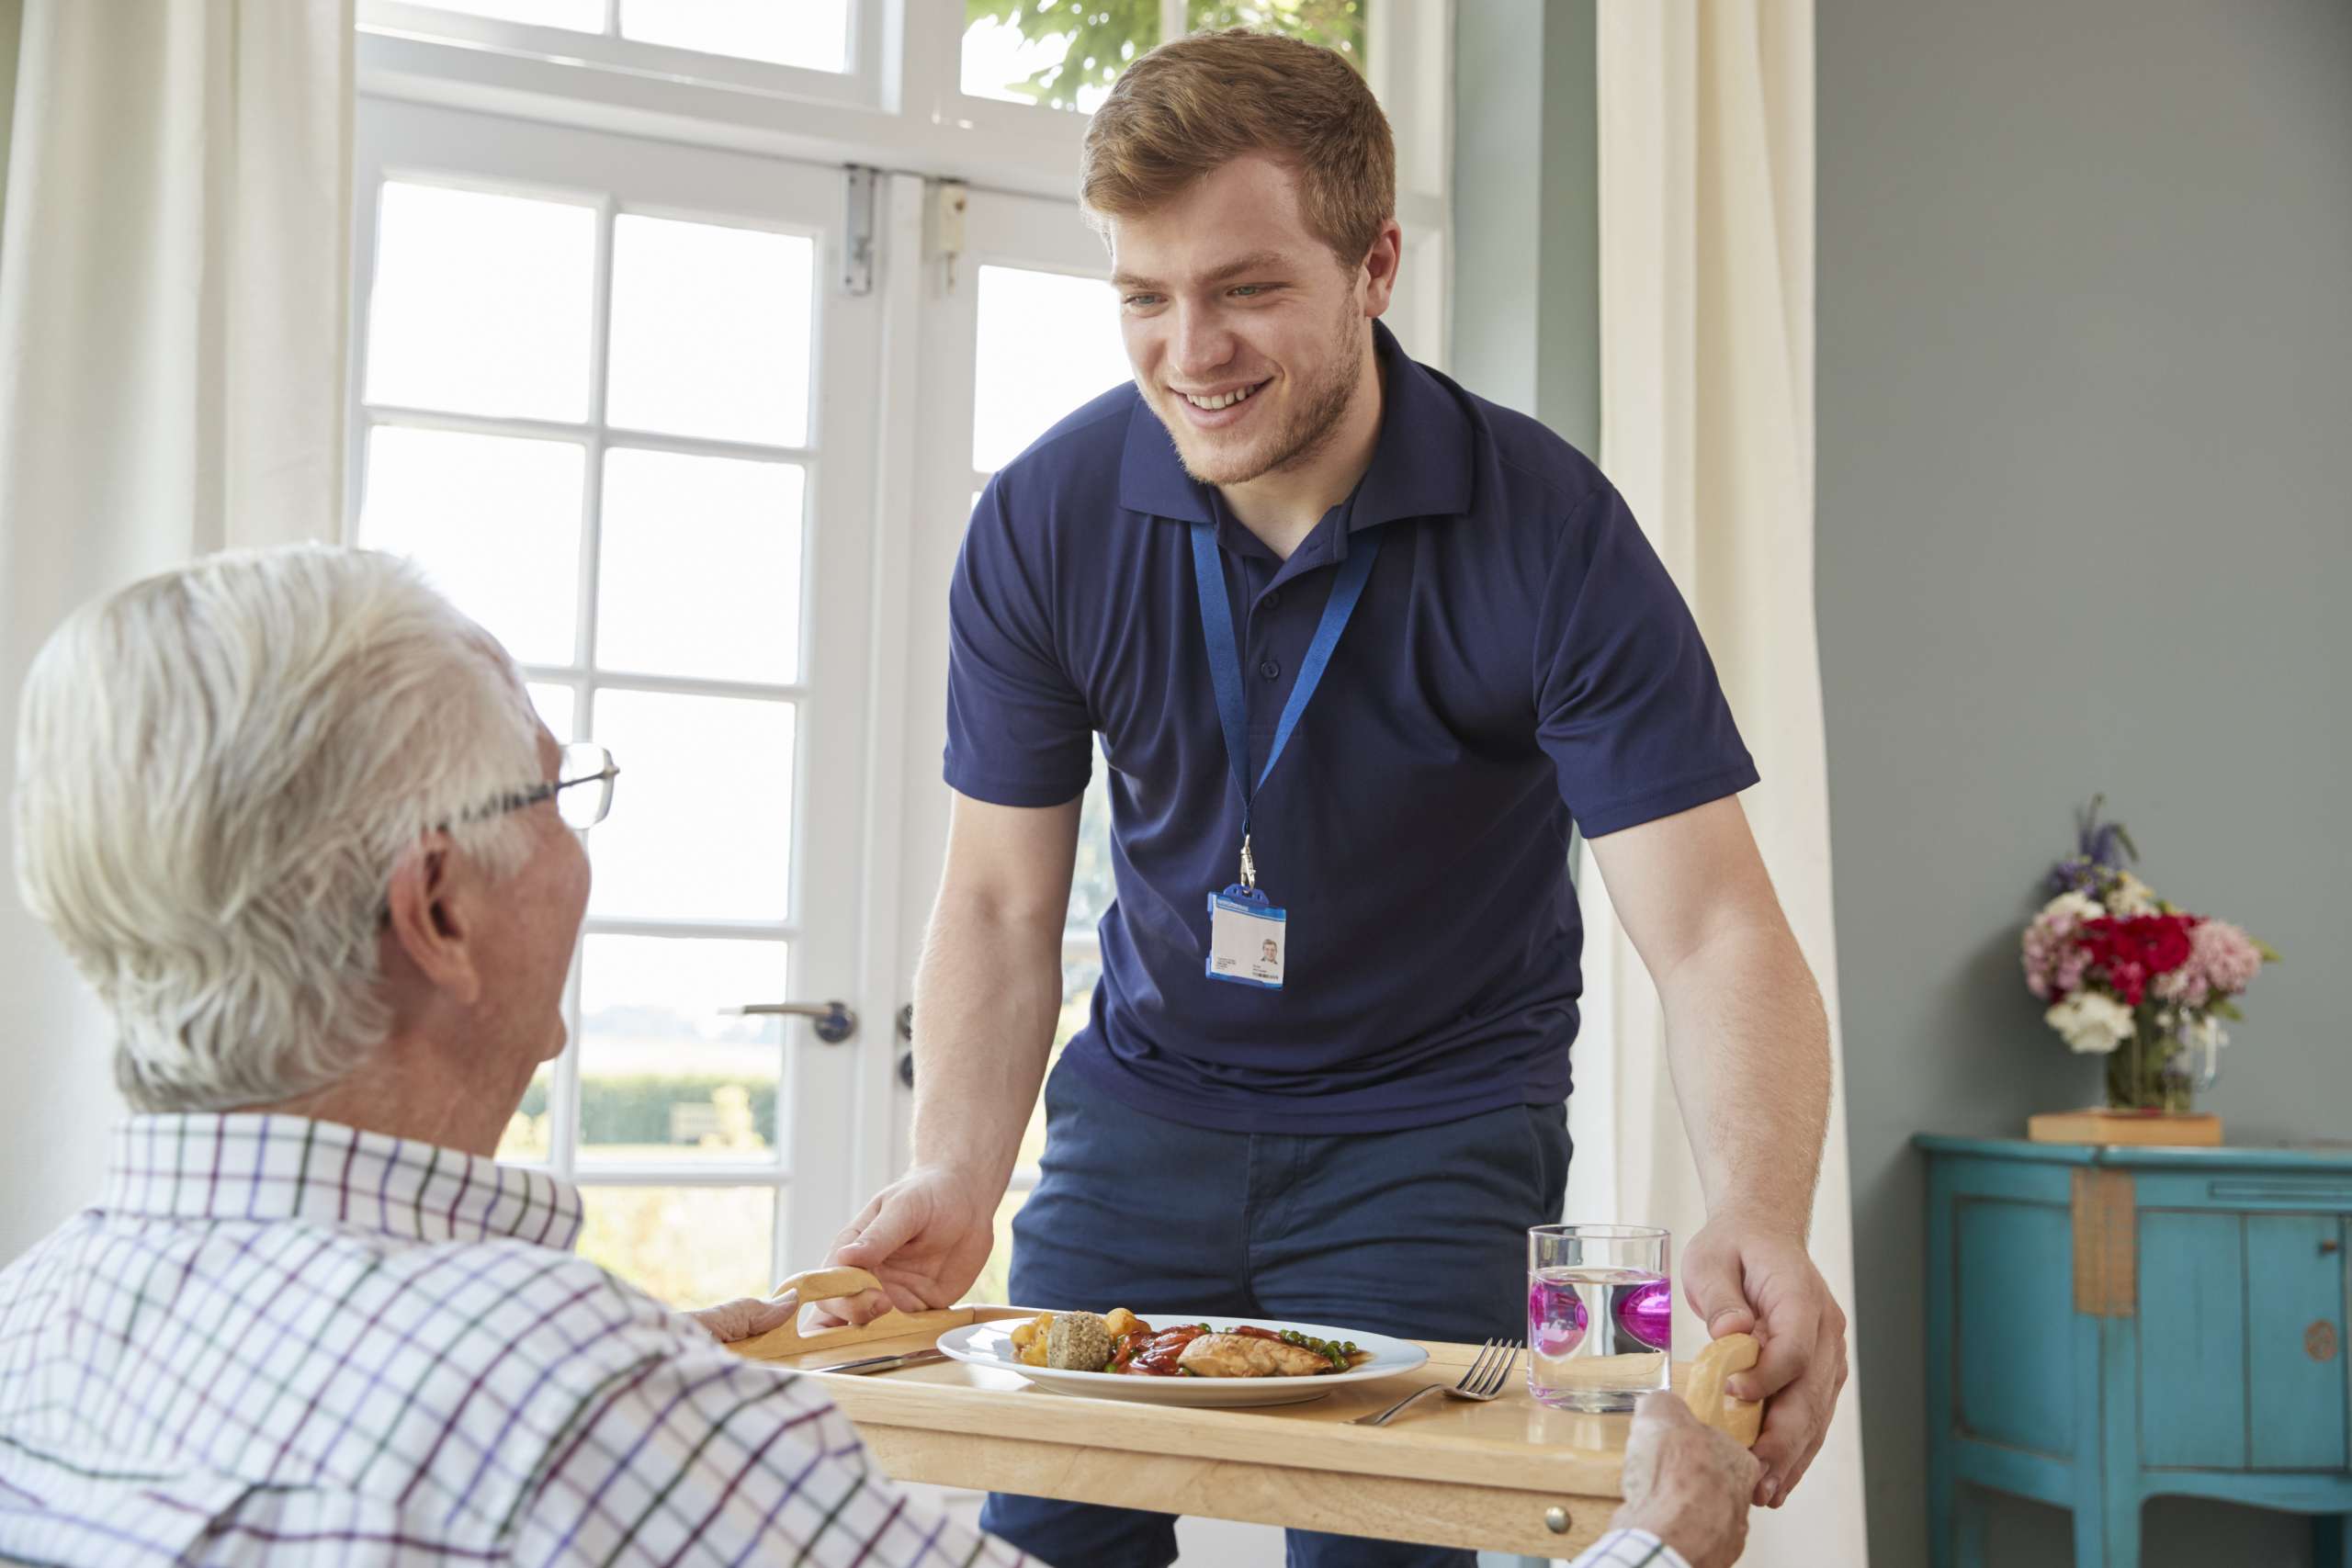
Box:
[2105,1013,2219,1113]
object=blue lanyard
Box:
[1189,518,1382,890]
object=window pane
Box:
[498,1062,554,1164]
[413,0,603,29]
[366,182,594,422]
[577,934,787,1164]
[960,6,1155,112]
[358,425,584,667]
[597,449,804,683]
[972,266,1130,472]
[619,0,851,72]
[577,1186,775,1307]
[587,689,794,921]
[1186,1,1368,69]
[526,682,578,740]
[606,215,813,447]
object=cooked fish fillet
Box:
[1175,1333,1331,1379]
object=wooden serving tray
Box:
[728,1305,1760,1559]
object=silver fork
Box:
[1350,1337,1522,1427]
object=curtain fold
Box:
[1573,2,1868,1561]
[0,0,351,1259]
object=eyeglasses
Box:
[474,741,619,832]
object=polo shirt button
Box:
[1262,591,1283,611]
[1259,659,1281,681]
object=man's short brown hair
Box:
[1080,28,1396,270]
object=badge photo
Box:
[1206,891,1286,989]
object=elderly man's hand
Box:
[1680,1216,1849,1506]
[1611,1392,1762,1568]
[685,1296,798,1345]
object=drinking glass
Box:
[1527,1224,1672,1412]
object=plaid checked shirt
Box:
[0,1114,1685,1568]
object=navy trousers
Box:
[978,1061,1572,1568]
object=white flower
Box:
[2041,891,2106,925]
[2046,990,2135,1055]
[2107,872,2159,917]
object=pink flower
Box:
[2192,919,2264,996]
[2022,893,2103,999]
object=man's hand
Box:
[800,1164,999,1329]
[1611,1391,1762,1568]
[684,1296,797,1345]
[1680,1216,1849,1507]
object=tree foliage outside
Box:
[966,0,1366,112]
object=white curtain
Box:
[0,0,351,1259]
[1568,2,1869,1562]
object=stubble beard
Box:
[1170,308,1365,489]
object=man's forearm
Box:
[1657,919,1831,1232]
[906,893,1065,1190]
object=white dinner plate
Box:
[934,1313,1430,1408]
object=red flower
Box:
[2074,915,2200,1007]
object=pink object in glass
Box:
[1615,1277,1674,1351]
[1529,1274,1589,1357]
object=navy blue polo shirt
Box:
[944,321,1756,1134]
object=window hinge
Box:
[935,179,968,291]
[842,164,878,296]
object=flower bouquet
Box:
[2021,798,2278,1115]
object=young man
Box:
[821,29,1847,1568]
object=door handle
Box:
[727,1001,857,1043]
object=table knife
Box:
[807,1348,950,1376]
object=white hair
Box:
[12,545,545,1111]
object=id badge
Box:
[1206,886,1287,989]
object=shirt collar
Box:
[1117,318,1475,532]
[99,1112,584,1251]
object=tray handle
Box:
[729,1297,1035,1363]
[1687,1332,1764,1448]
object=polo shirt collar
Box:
[1118,319,1474,532]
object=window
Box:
[960,2,1161,113]
[348,107,885,1308]
[417,0,853,67]
[357,176,812,1304]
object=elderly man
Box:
[0,545,1757,1566]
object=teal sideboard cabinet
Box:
[1918,1136,2352,1566]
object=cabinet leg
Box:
[2073,1490,2141,1568]
[1928,1470,1986,1568]
[2314,1514,2349,1568]
[1953,1484,1987,1568]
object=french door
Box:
[347,98,890,1303]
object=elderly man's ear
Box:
[383,833,484,1007]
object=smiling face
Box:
[1109,154,1393,488]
